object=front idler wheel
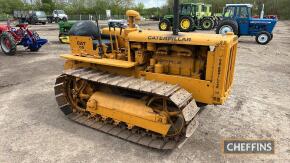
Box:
[65,76,89,112]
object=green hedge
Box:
[0,14,12,21]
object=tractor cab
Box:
[179,3,197,17]
[216,4,277,45]
[222,4,253,35]
[223,4,252,18]
[195,3,211,18]
[204,4,212,17]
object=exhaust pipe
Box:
[173,0,179,35]
[260,4,265,19]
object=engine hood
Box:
[250,18,277,24]
[127,30,238,46]
[250,18,277,33]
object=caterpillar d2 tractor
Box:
[54,0,238,149]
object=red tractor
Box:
[0,21,47,55]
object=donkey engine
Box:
[54,7,238,149]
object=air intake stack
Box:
[173,0,179,35]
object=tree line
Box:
[0,0,136,15]
[0,0,289,19]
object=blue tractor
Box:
[216,4,277,45]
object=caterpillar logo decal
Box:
[77,41,86,50]
[148,36,191,42]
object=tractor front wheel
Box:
[0,32,17,56]
[256,31,271,45]
[200,18,214,30]
[158,19,171,31]
[179,16,195,32]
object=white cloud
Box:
[135,0,166,8]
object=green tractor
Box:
[58,21,76,43]
[159,3,216,32]
[200,3,220,28]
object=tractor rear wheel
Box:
[216,19,238,35]
[0,32,16,56]
[179,16,195,32]
[256,31,271,45]
[158,19,171,31]
[200,18,214,30]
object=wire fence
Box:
[0,14,156,22]
[67,14,155,21]
[68,14,128,21]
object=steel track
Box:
[54,68,200,149]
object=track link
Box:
[54,68,200,149]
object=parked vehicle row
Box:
[158,3,277,45]
[13,10,68,25]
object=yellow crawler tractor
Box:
[54,0,238,149]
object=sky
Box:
[134,0,167,8]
